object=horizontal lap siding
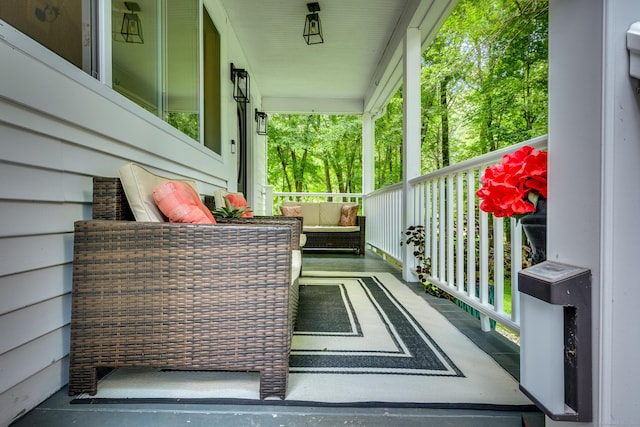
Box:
[0,38,231,425]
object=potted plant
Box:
[475,145,548,264]
[212,199,252,219]
[401,225,453,299]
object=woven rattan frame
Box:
[69,178,299,399]
[302,216,366,255]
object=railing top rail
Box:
[273,192,364,198]
[363,182,404,199]
[409,135,548,186]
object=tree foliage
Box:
[267,114,362,193]
[268,0,549,191]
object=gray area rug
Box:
[71,272,533,409]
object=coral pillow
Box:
[153,180,216,224]
[280,205,302,217]
[224,193,254,218]
[339,204,359,226]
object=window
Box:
[203,7,221,154]
[1,0,223,154]
[112,0,201,143]
[0,0,94,74]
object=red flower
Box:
[476,146,547,218]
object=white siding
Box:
[0,2,260,423]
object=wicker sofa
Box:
[281,201,366,255]
[68,176,301,400]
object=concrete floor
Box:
[10,250,544,427]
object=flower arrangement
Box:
[475,145,547,218]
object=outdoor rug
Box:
[71,272,533,409]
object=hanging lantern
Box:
[303,3,324,45]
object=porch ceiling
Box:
[219,0,458,114]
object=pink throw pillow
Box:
[224,193,254,218]
[280,205,302,217]
[339,204,359,226]
[153,180,216,224]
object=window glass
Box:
[203,7,221,154]
[0,0,92,73]
[112,0,200,142]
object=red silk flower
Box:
[476,146,547,218]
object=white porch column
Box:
[362,113,375,196]
[402,27,422,282]
[541,1,640,426]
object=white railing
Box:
[364,136,548,333]
[362,183,404,263]
[267,136,547,333]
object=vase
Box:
[520,198,547,265]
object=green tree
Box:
[268,0,549,191]
[374,92,403,189]
[267,114,362,193]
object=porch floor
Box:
[11,249,543,427]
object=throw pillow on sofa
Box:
[280,205,302,217]
[339,204,359,226]
[153,180,216,224]
[224,193,254,218]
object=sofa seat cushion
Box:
[303,225,360,233]
[292,250,302,285]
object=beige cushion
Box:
[212,189,230,209]
[303,225,360,233]
[300,233,307,247]
[118,163,198,222]
[319,202,344,225]
[291,250,302,285]
[284,201,320,226]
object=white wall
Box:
[548,0,640,426]
[0,1,259,423]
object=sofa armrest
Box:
[216,216,303,250]
[70,220,297,399]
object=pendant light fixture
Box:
[303,2,324,45]
[121,2,143,44]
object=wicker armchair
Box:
[68,178,300,399]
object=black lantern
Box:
[121,2,143,44]
[230,63,249,103]
[255,109,268,135]
[303,3,324,45]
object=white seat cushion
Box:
[291,250,302,284]
[303,225,360,233]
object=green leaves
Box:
[212,199,251,219]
